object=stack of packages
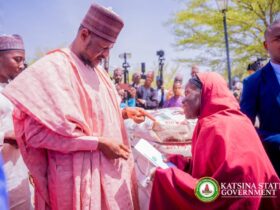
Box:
[124,107,197,210]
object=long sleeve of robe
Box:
[149,72,280,210]
[23,111,98,153]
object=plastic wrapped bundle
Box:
[152,120,194,142]
[125,107,196,156]
[125,107,197,210]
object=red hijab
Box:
[149,72,280,210]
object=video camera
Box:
[119,52,131,84]
[156,50,165,85]
[141,62,146,79]
[156,50,165,58]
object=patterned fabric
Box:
[4,48,139,210]
[81,3,124,43]
[0,34,24,51]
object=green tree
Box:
[170,0,280,78]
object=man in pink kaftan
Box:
[3,4,143,210]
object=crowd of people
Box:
[112,68,189,110]
[0,2,279,210]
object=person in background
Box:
[166,74,184,101]
[163,81,184,108]
[190,64,199,77]
[131,72,141,90]
[136,71,158,109]
[3,4,146,209]
[114,68,136,108]
[231,76,242,102]
[232,76,240,87]
[241,19,280,176]
[156,76,168,108]
[233,81,243,102]
[113,67,123,85]
[174,74,183,84]
[117,84,136,108]
[127,86,137,107]
[0,34,33,210]
[247,58,266,76]
[117,88,128,109]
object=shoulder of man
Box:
[23,49,73,79]
[244,68,262,83]
[33,49,70,67]
[5,49,73,94]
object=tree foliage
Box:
[170,0,280,78]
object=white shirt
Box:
[0,84,34,210]
[270,61,280,85]
[0,83,14,144]
[157,88,168,104]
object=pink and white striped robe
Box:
[3,48,139,210]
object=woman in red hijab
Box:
[149,72,280,210]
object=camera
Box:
[141,62,146,79]
[156,50,164,57]
[141,74,146,79]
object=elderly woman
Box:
[149,72,280,210]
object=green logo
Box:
[195,177,220,202]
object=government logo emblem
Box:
[195,177,220,202]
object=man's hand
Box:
[122,107,146,124]
[137,98,146,105]
[4,131,15,139]
[128,107,146,124]
[98,139,130,160]
[123,107,157,123]
[4,131,17,149]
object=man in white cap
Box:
[190,64,199,77]
[0,34,33,209]
[113,67,123,85]
[3,3,144,210]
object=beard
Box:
[79,53,103,68]
[78,40,96,68]
[79,47,104,68]
[79,53,93,67]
